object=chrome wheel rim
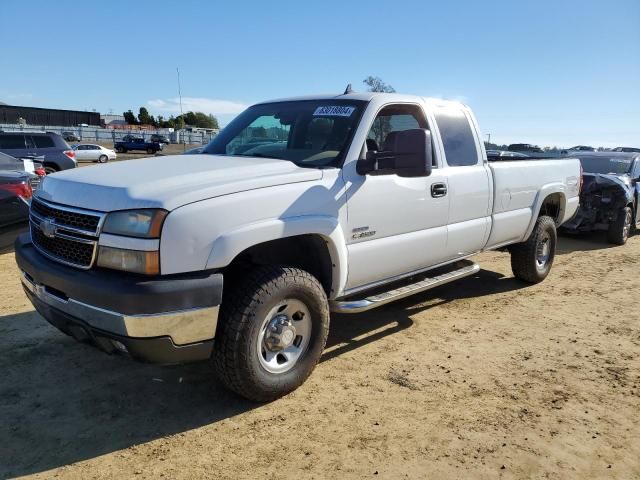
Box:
[535,233,551,271]
[257,299,311,374]
[622,209,632,241]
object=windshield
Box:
[579,157,633,175]
[203,100,366,168]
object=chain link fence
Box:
[0,124,216,145]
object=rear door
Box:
[87,145,101,160]
[431,104,492,259]
[74,145,89,160]
[29,134,58,159]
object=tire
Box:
[510,215,557,284]
[147,148,155,154]
[607,206,632,245]
[116,147,125,153]
[98,154,108,163]
[213,266,330,402]
[44,165,58,175]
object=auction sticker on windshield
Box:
[313,106,356,117]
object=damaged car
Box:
[562,152,640,244]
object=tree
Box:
[174,115,185,129]
[208,114,220,130]
[252,126,267,138]
[363,76,396,146]
[177,111,219,129]
[363,76,396,93]
[138,107,152,125]
[123,110,137,125]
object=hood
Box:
[35,154,323,212]
[582,172,632,194]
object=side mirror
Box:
[358,129,433,177]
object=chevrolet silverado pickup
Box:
[114,136,163,154]
[15,92,581,401]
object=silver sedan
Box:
[73,144,117,163]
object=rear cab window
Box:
[433,107,479,167]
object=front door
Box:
[343,103,450,291]
[74,145,89,160]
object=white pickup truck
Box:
[16,92,581,401]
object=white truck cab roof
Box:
[257,92,467,109]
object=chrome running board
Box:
[331,260,480,313]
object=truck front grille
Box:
[29,198,105,269]
[31,198,101,233]
[30,224,95,267]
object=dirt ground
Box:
[1,231,638,479]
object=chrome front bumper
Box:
[21,272,219,346]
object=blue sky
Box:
[1,0,638,147]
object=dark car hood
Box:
[582,172,632,193]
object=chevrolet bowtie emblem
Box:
[40,217,57,238]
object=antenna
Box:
[343,83,353,95]
[177,67,185,152]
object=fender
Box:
[206,215,349,299]
[520,183,568,241]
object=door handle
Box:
[431,182,447,198]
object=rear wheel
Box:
[607,206,632,245]
[43,165,58,175]
[147,148,155,154]
[98,154,108,163]
[510,215,557,284]
[213,266,330,402]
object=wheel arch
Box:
[521,186,567,241]
[42,161,59,173]
[207,217,348,298]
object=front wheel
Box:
[607,206,632,245]
[147,148,155,154]
[213,266,330,402]
[510,215,557,284]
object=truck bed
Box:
[486,158,581,249]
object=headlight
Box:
[99,209,167,275]
[97,246,160,275]
[102,209,167,238]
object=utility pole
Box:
[177,67,185,152]
[486,133,491,145]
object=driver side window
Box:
[365,104,431,157]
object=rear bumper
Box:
[15,234,223,364]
